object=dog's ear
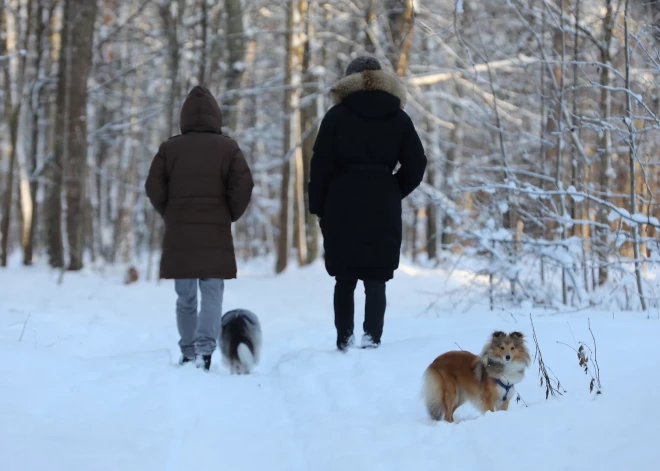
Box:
[509,331,524,339]
[492,331,505,338]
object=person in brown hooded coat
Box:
[145,85,254,371]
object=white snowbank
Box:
[1,260,658,470]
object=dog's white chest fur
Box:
[495,361,527,402]
[502,362,526,384]
[494,382,514,405]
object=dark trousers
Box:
[334,277,386,345]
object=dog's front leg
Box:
[497,398,511,412]
[479,396,496,415]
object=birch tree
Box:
[55,0,98,270]
[0,0,14,267]
[276,0,305,273]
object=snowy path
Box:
[1,260,659,470]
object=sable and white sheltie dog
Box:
[219,309,262,375]
[423,331,531,422]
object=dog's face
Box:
[485,331,529,365]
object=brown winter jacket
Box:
[145,85,254,280]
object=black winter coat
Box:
[308,70,427,281]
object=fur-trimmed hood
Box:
[330,69,407,109]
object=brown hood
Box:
[179,85,223,134]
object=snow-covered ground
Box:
[1,257,659,471]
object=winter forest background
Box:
[1,0,660,311]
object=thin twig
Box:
[18,315,31,342]
[556,340,577,353]
[587,318,602,393]
[530,314,565,399]
[557,320,603,395]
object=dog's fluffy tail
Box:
[422,368,445,421]
[221,309,261,374]
[237,342,255,371]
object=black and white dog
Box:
[219,309,262,375]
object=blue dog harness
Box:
[495,379,513,401]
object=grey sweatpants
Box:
[175,278,224,358]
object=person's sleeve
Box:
[395,113,427,198]
[145,144,168,216]
[308,108,338,218]
[227,144,255,222]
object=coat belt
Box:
[342,164,391,173]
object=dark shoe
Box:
[195,354,212,371]
[337,334,355,352]
[360,334,380,349]
[179,355,195,365]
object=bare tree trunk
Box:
[198,0,208,85]
[90,1,114,263]
[223,0,247,134]
[301,0,320,264]
[57,0,98,271]
[245,52,275,258]
[2,0,34,267]
[236,36,258,259]
[293,0,308,267]
[623,0,647,310]
[536,3,548,285]
[13,2,31,265]
[364,0,377,53]
[276,147,292,273]
[23,0,49,266]
[276,0,305,273]
[570,0,581,240]
[571,0,590,292]
[441,79,463,252]
[146,111,165,281]
[118,75,142,264]
[410,207,423,263]
[425,110,438,259]
[387,0,415,76]
[111,1,138,265]
[596,0,614,285]
[0,2,15,267]
[160,0,184,136]
[93,103,111,260]
[420,35,438,261]
[555,0,568,305]
[223,1,254,257]
[542,0,566,229]
[0,111,18,268]
[45,1,64,268]
[425,185,437,259]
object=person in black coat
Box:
[308,56,427,351]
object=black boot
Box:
[196,354,212,371]
[337,333,355,352]
[334,277,357,352]
[362,280,386,347]
[360,334,380,349]
[179,355,195,365]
